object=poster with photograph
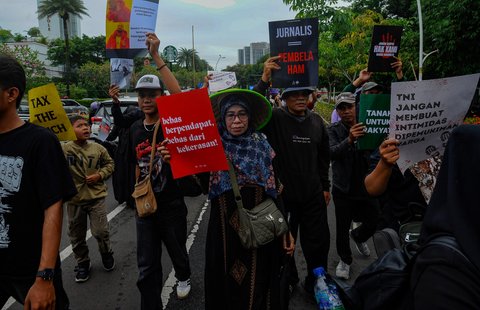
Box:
[367,25,403,72]
[207,71,237,93]
[156,88,228,179]
[110,58,134,89]
[269,17,318,88]
[105,0,159,58]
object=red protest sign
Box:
[156,88,228,179]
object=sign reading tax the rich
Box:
[269,17,318,88]
[156,88,228,179]
[28,83,76,141]
[367,25,403,72]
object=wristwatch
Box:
[36,269,55,281]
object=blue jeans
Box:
[136,198,191,310]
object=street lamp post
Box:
[215,54,226,71]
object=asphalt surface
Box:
[3,180,377,310]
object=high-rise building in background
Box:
[238,42,269,65]
[37,0,81,40]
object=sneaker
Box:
[101,252,115,271]
[350,229,371,257]
[176,279,191,299]
[335,260,350,280]
[74,262,91,283]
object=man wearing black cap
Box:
[254,56,331,294]
[327,92,380,280]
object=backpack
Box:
[337,235,470,310]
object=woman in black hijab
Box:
[409,125,480,308]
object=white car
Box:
[91,97,139,138]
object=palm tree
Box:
[176,48,202,71]
[38,0,89,96]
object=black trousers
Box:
[0,257,70,310]
[333,190,379,265]
[285,192,330,287]
[136,198,191,310]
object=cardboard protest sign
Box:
[357,94,391,150]
[207,71,237,93]
[367,25,403,72]
[28,84,77,141]
[269,17,318,88]
[389,73,480,172]
[105,0,159,58]
[156,88,228,178]
[110,58,134,89]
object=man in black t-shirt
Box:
[0,56,77,309]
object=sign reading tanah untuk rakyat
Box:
[156,88,228,179]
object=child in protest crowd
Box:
[0,55,76,310]
[62,115,115,283]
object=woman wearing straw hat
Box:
[160,88,294,309]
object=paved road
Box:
[3,180,377,310]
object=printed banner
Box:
[110,58,134,89]
[105,0,159,58]
[357,94,391,150]
[389,73,480,172]
[367,25,403,72]
[156,88,228,178]
[28,83,77,141]
[269,17,318,88]
[207,71,237,93]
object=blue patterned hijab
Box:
[209,95,277,199]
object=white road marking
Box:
[2,203,127,310]
[161,200,209,309]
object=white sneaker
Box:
[176,279,191,299]
[335,260,350,280]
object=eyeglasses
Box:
[138,90,161,98]
[288,90,311,98]
[225,111,248,122]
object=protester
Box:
[62,115,115,282]
[106,104,142,208]
[253,56,331,295]
[159,89,295,309]
[408,125,480,308]
[110,32,192,308]
[327,92,380,280]
[364,138,427,231]
[0,55,76,309]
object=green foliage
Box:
[54,82,88,99]
[77,62,110,98]
[27,27,42,37]
[174,48,211,72]
[0,29,14,43]
[0,44,47,81]
[47,35,106,68]
[37,0,89,21]
[223,63,263,89]
[172,68,207,89]
[314,101,335,123]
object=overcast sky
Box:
[0,0,300,70]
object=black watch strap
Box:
[36,268,55,281]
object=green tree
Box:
[176,48,196,70]
[47,35,106,69]
[27,27,42,37]
[78,62,110,98]
[0,43,49,92]
[0,29,14,43]
[37,0,89,96]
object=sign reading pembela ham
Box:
[269,17,318,88]
[367,25,403,72]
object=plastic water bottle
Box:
[313,267,345,310]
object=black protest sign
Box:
[269,18,318,88]
[367,25,403,72]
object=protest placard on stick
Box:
[367,25,403,72]
[156,88,228,179]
